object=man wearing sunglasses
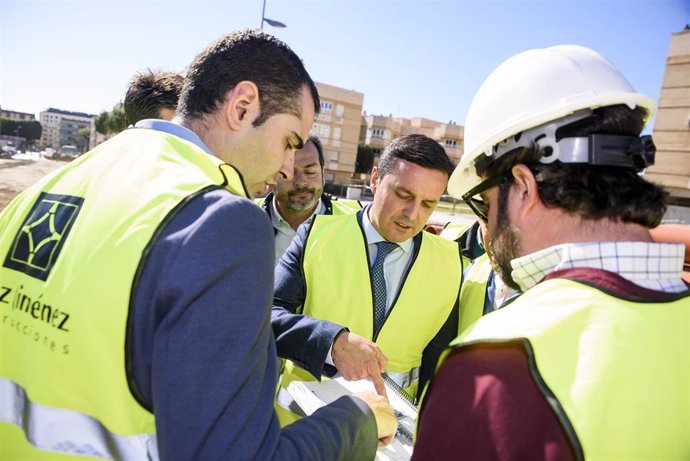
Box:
[413,45,689,460]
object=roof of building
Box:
[44,108,96,118]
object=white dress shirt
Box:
[271,198,324,266]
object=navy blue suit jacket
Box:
[129,190,378,460]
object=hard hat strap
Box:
[487,110,655,172]
[558,134,655,171]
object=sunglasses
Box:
[461,172,512,222]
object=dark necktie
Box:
[372,241,398,334]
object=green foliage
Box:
[94,111,110,135]
[0,118,42,141]
[76,127,91,152]
[94,106,127,135]
[109,107,126,133]
[355,143,375,173]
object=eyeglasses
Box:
[461,173,512,222]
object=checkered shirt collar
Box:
[511,241,687,294]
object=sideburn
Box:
[491,182,522,291]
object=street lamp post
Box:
[260,0,286,30]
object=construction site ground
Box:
[0,157,66,212]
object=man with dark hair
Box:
[176,30,320,127]
[413,45,689,460]
[258,135,362,265]
[124,70,183,125]
[272,133,464,425]
[0,29,396,460]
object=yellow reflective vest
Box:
[431,270,690,459]
[457,253,493,335]
[0,127,247,460]
[438,221,472,242]
[329,199,363,214]
[277,213,462,425]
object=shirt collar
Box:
[270,195,324,230]
[511,241,687,293]
[133,119,214,157]
[361,205,414,254]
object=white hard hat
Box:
[448,45,656,198]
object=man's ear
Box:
[511,164,541,219]
[370,166,380,194]
[225,81,260,131]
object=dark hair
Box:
[307,135,324,169]
[480,105,667,227]
[377,134,455,179]
[124,70,183,125]
[176,29,320,126]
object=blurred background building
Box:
[646,25,690,207]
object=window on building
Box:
[312,123,331,138]
[320,101,333,113]
[445,139,458,148]
[335,104,344,117]
[370,128,385,139]
[333,127,342,140]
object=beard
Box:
[489,185,522,290]
[490,222,522,291]
[286,186,319,212]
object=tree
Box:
[0,118,42,145]
[76,127,91,153]
[94,106,127,135]
[94,111,110,135]
[355,143,374,174]
[109,107,126,133]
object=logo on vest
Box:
[3,192,84,281]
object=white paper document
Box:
[287,376,416,461]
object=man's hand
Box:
[354,391,397,446]
[332,332,388,396]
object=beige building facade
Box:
[646,26,690,202]
[313,82,364,185]
[360,114,464,165]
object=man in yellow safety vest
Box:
[414,45,689,460]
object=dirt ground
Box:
[0,158,66,212]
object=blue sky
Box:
[1,0,688,127]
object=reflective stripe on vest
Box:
[0,128,247,457]
[433,276,690,459]
[0,377,157,460]
[386,367,420,390]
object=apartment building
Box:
[646,26,690,202]
[39,108,95,150]
[313,82,365,185]
[360,114,464,165]
[0,108,36,121]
